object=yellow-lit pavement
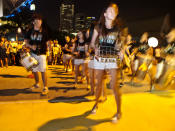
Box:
[1,91,175,131]
[1,65,175,131]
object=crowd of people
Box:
[0,37,62,68]
[0,38,24,67]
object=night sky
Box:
[37,0,173,30]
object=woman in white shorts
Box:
[89,2,124,123]
[62,36,73,72]
[72,30,89,86]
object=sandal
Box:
[112,113,122,123]
[91,104,98,114]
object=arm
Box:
[24,39,36,50]
[71,43,78,56]
[85,44,89,57]
[89,28,99,57]
[89,28,98,50]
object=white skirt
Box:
[74,59,85,65]
[88,60,94,69]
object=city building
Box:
[74,14,96,32]
[85,16,96,30]
[74,13,86,32]
[0,0,2,17]
[59,0,75,33]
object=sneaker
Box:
[27,84,40,91]
[41,87,49,95]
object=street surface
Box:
[0,65,175,131]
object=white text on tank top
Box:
[99,32,119,46]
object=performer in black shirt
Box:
[24,14,49,95]
[89,2,124,123]
[72,30,89,87]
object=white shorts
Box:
[31,53,47,72]
[63,54,72,63]
[93,57,118,70]
[88,60,94,69]
[74,59,85,65]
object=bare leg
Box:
[89,68,95,95]
[5,58,8,67]
[55,56,58,65]
[41,72,47,87]
[33,72,39,85]
[102,74,107,101]
[91,69,105,113]
[71,59,75,74]
[41,71,48,95]
[13,56,16,65]
[0,59,3,67]
[84,62,90,85]
[75,64,80,84]
[109,69,122,118]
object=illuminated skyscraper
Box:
[75,13,96,32]
[0,0,3,17]
[74,13,86,32]
[59,0,75,33]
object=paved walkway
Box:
[1,91,175,131]
[1,65,175,131]
[0,65,150,101]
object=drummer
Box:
[72,30,89,87]
[24,13,50,95]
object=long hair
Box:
[77,30,87,43]
[86,22,97,43]
[98,2,121,36]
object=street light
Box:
[148,37,158,48]
[30,4,36,11]
[16,27,22,41]
[17,27,22,34]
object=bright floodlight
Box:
[148,37,158,48]
[17,27,22,33]
[30,4,36,11]
[11,38,15,41]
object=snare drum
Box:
[135,54,152,80]
[154,55,175,89]
[20,52,39,71]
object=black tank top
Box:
[98,26,120,57]
[75,41,86,59]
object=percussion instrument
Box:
[135,54,152,80]
[153,55,175,89]
[20,52,39,71]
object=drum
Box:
[154,55,175,89]
[135,54,152,80]
[20,52,39,71]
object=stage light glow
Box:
[148,37,158,48]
